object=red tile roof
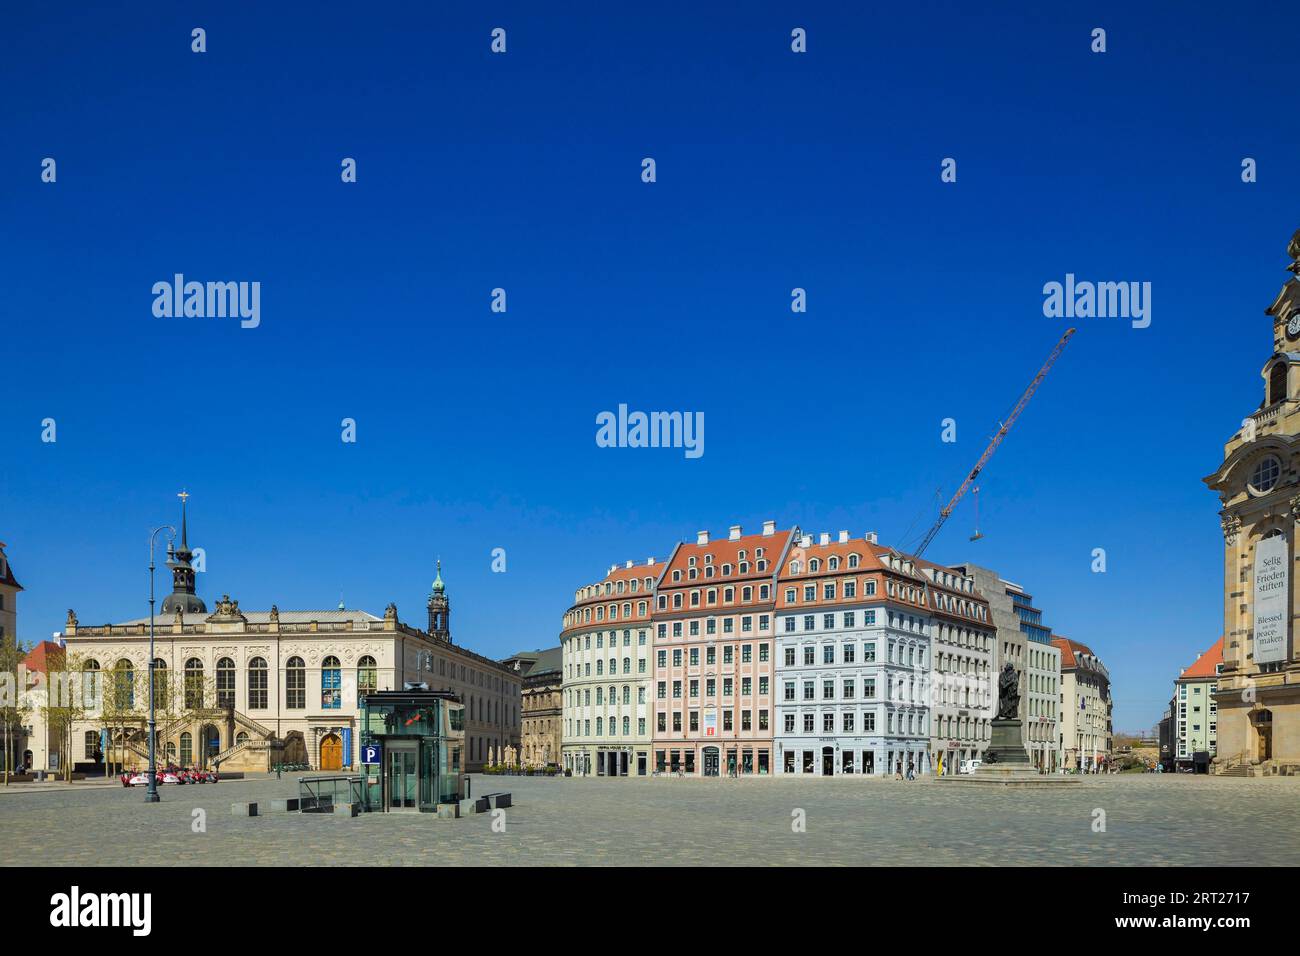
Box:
[1179,636,1224,680]
[23,641,64,674]
[1051,636,1095,669]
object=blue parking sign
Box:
[361,743,382,765]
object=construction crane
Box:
[914,327,1076,559]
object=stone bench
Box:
[231,802,258,817]
[479,791,511,811]
[267,798,300,813]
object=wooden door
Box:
[320,734,342,771]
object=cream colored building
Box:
[1203,229,1300,774]
[561,559,660,776]
[502,647,562,768]
[0,543,18,647]
[58,510,518,773]
[1053,637,1111,771]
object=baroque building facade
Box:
[58,507,518,773]
[651,522,792,776]
[560,560,658,775]
[502,646,562,768]
[773,531,932,776]
[1204,229,1300,774]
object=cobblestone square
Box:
[2,773,1297,866]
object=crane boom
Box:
[914,327,1076,559]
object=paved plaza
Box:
[1,773,1296,866]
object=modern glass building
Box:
[359,689,465,812]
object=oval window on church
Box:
[1250,456,1281,494]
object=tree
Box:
[0,639,32,784]
[41,649,99,782]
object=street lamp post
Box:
[146,525,177,804]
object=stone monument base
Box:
[933,718,1080,787]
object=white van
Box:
[959,759,982,775]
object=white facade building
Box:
[560,560,659,776]
[773,533,933,776]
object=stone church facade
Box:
[1204,228,1300,775]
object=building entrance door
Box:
[320,733,342,771]
[1255,710,1273,761]
[703,747,719,776]
[387,744,418,810]
[822,747,834,776]
[619,751,628,776]
[637,753,647,776]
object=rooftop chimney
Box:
[838,530,849,543]
[762,520,776,536]
[818,532,830,546]
[865,531,878,544]
[625,560,633,569]
[800,535,811,548]
[648,557,656,565]
[697,530,710,545]
[728,525,742,541]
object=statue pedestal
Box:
[973,719,1040,782]
[934,718,1080,787]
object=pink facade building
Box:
[651,522,794,775]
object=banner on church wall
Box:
[1253,534,1289,665]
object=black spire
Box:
[162,491,206,616]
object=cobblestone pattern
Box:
[1,774,1296,866]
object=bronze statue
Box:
[996,662,1020,720]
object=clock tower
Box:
[1203,228,1300,775]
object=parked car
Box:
[959,759,982,775]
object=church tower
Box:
[1203,229,1300,772]
[427,560,451,642]
[162,491,207,616]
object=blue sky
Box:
[3,2,1298,733]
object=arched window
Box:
[216,658,235,708]
[285,657,305,709]
[235,731,250,746]
[152,658,169,709]
[247,658,268,709]
[321,656,341,709]
[81,659,101,708]
[113,659,135,711]
[1270,362,1288,405]
[184,658,204,709]
[848,554,859,569]
[358,656,377,698]
[179,731,193,765]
